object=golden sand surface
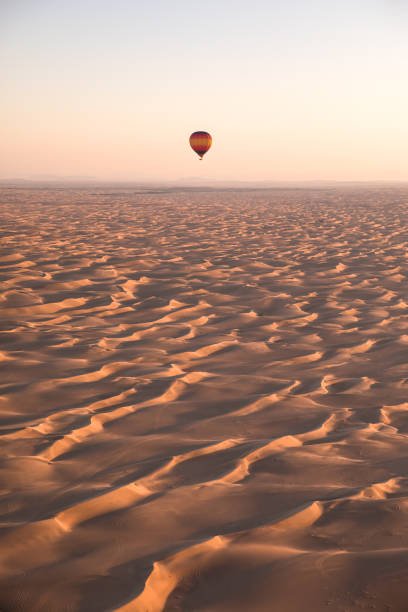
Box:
[1,186,408,611]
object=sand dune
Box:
[1,186,408,610]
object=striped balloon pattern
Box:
[189,131,212,159]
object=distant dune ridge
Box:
[1,186,408,611]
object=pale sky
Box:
[1,0,408,182]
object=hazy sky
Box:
[1,0,408,182]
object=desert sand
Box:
[1,186,408,611]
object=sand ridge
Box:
[1,186,408,610]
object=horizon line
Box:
[2,177,408,188]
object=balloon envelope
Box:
[189,131,212,159]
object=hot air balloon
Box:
[189,131,212,160]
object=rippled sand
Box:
[1,186,408,611]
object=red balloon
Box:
[189,131,212,159]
